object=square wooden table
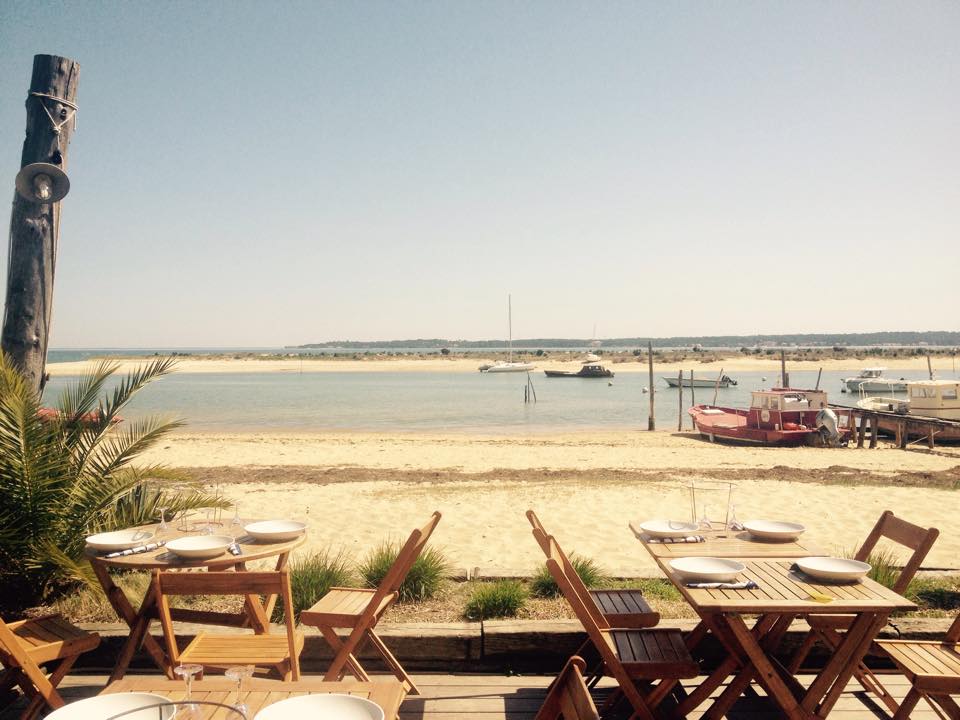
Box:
[102,677,406,720]
[635,526,822,558]
[656,557,915,720]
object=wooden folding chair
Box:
[300,511,441,695]
[527,510,660,629]
[788,510,939,712]
[0,614,100,720]
[535,656,600,720]
[153,569,303,680]
[876,612,960,719]
[542,533,698,720]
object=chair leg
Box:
[20,655,78,720]
[930,694,960,720]
[787,628,820,673]
[853,662,900,714]
[318,626,370,682]
[365,628,419,695]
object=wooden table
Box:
[101,677,406,720]
[656,556,915,719]
[86,520,306,682]
[635,527,822,558]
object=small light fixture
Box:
[15,162,70,203]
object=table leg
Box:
[90,560,172,681]
[721,614,810,720]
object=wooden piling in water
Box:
[712,368,723,406]
[677,370,684,431]
[647,341,655,431]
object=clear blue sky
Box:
[1,1,957,347]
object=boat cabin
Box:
[748,388,828,429]
[907,380,960,421]
[857,367,886,379]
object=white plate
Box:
[254,694,384,720]
[165,535,234,559]
[244,520,306,542]
[669,557,745,583]
[86,529,156,552]
[795,556,871,583]
[638,519,699,539]
[46,692,174,720]
[743,520,806,541]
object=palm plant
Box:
[0,353,226,610]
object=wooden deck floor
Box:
[4,672,945,718]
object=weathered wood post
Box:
[647,341,655,431]
[2,54,80,393]
[677,369,683,431]
[712,368,723,406]
[780,349,789,387]
[689,369,695,409]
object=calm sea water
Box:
[40,363,942,433]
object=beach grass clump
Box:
[273,549,354,623]
[530,554,609,598]
[464,580,527,620]
[864,549,902,590]
[359,542,452,602]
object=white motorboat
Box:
[842,367,907,394]
[480,294,535,373]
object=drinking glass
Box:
[224,665,255,717]
[728,504,741,530]
[698,505,713,531]
[231,501,242,527]
[204,507,215,535]
[173,663,203,717]
[157,506,169,536]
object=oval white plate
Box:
[254,694,384,720]
[165,535,234,559]
[639,519,699,539]
[47,692,174,720]
[86,529,156,552]
[743,520,806,541]
[795,556,871,583]
[244,520,306,542]
[669,557,745,583]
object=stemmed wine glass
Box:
[231,500,242,527]
[698,505,713,531]
[173,663,203,717]
[157,505,169,537]
[224,665,255,717]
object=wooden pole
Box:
[927,355,934,380]
[677,369,683,431]
[712,368,724,406]
[690,369,695,408]
[647,341,655,431]
[868,416,878,449]
[2,54,80,393]
[815,367,823,391]
[780,349,789,388]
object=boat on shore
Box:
[664,374,737,389]
[689,388,848,446]
[841,367,907,394]
[544,363,613,378]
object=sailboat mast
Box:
[508,294,513,362]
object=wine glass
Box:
[157,505,169,536]
[698,505,713,531]
[173,663,203,717]
[231,501,242,527]
[224,665,254,717]
[203,507,215,535]
[728,504,741,530]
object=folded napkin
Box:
[686,580,758,590]
[105,540,166,558]
[728,522,745,531]
[647,535,705,544]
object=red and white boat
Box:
[689,388,849,446]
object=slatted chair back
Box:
[535,656,600,720]
[153,569,298,673]
[854,510,939,594]
[946,612,960,644]
[532,527,608,629]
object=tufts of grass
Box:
[465,580,527,620]
[864,549,902,590]
[273,549,353,623]
[530,554,608,598]
[359,542,452,603]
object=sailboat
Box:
[481,295,535,373]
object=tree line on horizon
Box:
[294,330,960,350]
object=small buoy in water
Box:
[761,376,767,382]
[840,386,847,393]
[642,386,649,394]
[608,381,613,386]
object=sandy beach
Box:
[47,354,958,376]
[143,430,960,576]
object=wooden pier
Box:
[831,404,960,449]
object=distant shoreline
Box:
[46,351,958,377]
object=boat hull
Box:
[483,362,535,373]
[544,367,614,378]
[689,404,848,447]
[844,379,908,393]
[665,377,733,388]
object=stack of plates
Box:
[86,529,155,552]
[638,520,699,539]
[244,520,306,542]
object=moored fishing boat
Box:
[689,388,848,446]
[841,367,907,394]
[665,374,737,388]
[857,379,960,442]
[544,363,613,378]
